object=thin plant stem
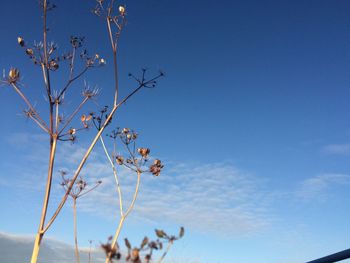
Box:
[69,47,76,80]
[11,83,49,133]
[99,136,123,216]
[105,171,141,263]
[58,96,89,135]
[106,3,119,106]
[55,102,59,133]
[58,67,88,100]
[73,198,81,263]
[88,241,92,263]
[157,241,173,263]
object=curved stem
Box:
[105,171,141,263]
[125,171,141,217]
[99,136,123,216]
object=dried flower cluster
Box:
[106,127,164,176]
[101,227,184,263]
[60,170,102,199]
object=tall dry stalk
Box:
[1,1,164,262]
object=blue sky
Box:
[1,0,350,262]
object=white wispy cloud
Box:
[2,133,275,237]
[296,173,350,201]
[322,144,350,155]
[79,161,274,237]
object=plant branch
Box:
[99,136,124,216]
[11,83,49,133]
[42,83,144,234]
[58,96,89,135]
[58,67,89,99]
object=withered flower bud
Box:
[122,128,130,134]
[154,159,161,166]
[99,58,106,65]
[127,134,132,140]
[150,159,163,176]
[69,128,76,135]
[138,148,150,157]
[126,159,132,164]
[49,60,59,70]
[131,248,139,259]
[116,155,124,165]
[119,6,126,15]
[8,68,20,83]
[17,37,25,47]
[25,48,34,56]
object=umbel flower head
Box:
[149,159,164,176]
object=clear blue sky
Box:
[1,0,350,262]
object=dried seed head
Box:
[25,48,34,56]
[69,128,76,135]
[17,37,25,47]
[119,5,126,15]
[8,68,20,83]
[99,58,106,65]
[153,159,161,166]
[49,60,59,71]
[138,148,150,157]
[116,155,124,165]
[150,159,163,176]
[122,128,130,134]
[131,248,139,259]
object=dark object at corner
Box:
[306,248,350,263]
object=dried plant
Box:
[98,125,164,262]
[60,171,102,263]
[1,1,166,263]
[101,227,185,263]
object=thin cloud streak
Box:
[322,144,350,155]
[296,173,350,201]
[80,161,275,237]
